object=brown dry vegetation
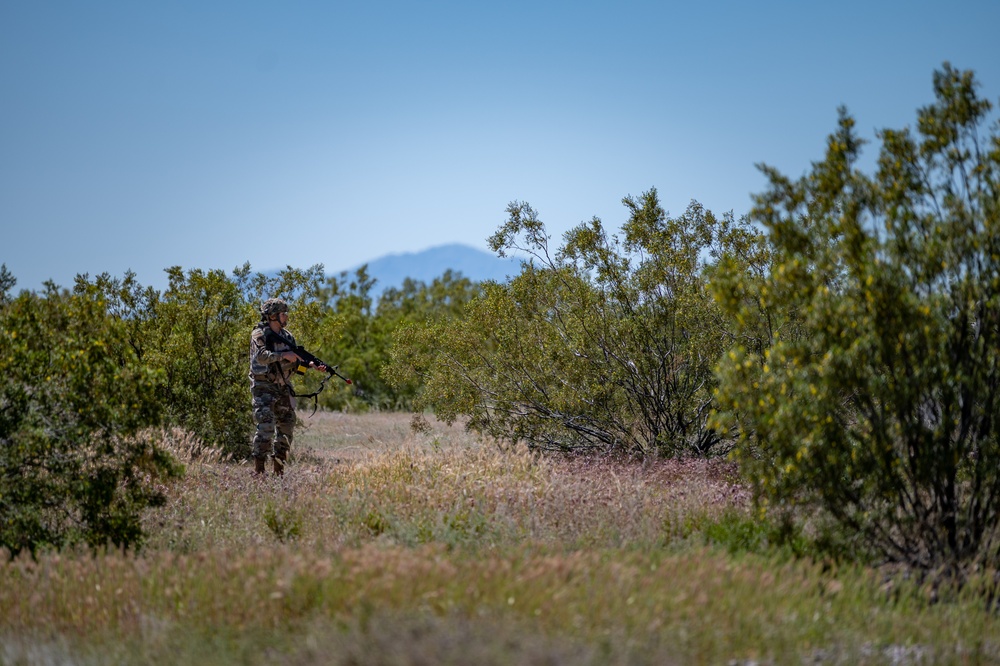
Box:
[1,412,997,665]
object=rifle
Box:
[263,329,353,413]
[289,344,353,387]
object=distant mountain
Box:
[341,243,521,297]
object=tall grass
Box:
[1,413,997,665]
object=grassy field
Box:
[1,412,997,665]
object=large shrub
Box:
[713,64,1000,576]
[0,285,181,556]
[389,191,749,455]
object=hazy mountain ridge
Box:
[340,243,521,296]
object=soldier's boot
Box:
[273,453,286,477]
[253,456,267,476]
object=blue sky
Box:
[2,1,998,293]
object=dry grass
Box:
[1,412,997,665]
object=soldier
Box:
[248,298,326,476]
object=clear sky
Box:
[2,1,998,293]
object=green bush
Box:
[388,192,755,455]
[304,267,481,412]
[713,64,1000,578]
[0,285,181,556]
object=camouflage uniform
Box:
[249,299,298,475]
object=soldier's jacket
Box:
[249,324,298,386]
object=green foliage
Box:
[309,267,481,412]
[362,507,390,536]
[262,500,304,543]
[700,510,771,555]
[388,192,753,455]
[77,265,325,460]
[0,260,481,555]
[703,204,788,360]
[696,509,814,560]
[0,286,181,556]
[713,64,1000,576]
[0,264,15,305]
[309,267,388,411]
[32,261,479,464]
[155,267,261,457]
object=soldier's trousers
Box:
[251,383,296,459]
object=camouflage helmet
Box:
[260,297,289,318]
